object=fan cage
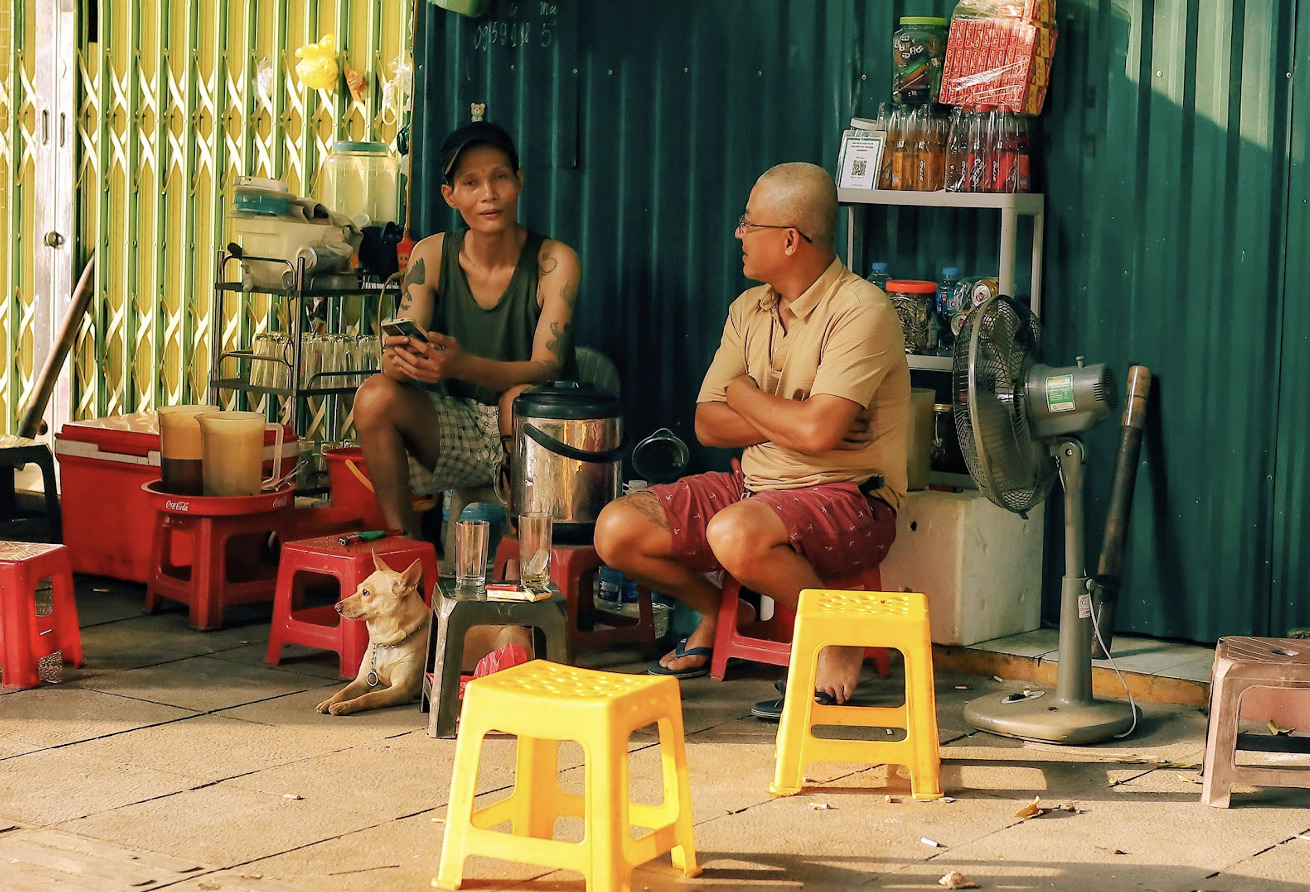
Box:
[952,296,1057,515]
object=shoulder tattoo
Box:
[538,252,559,279]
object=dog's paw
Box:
[327,701,356,716]
[315,698,336,714]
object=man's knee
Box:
[353,374,400,430]
[593,499,656,569]
[705,508,788,578]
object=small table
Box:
[420,579,571,739]
[142,480,295,630]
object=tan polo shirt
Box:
[697,257,911,511]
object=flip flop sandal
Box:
[648,637,713,679]
[750,680,837,721]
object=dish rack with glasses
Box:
[209,249,399,492]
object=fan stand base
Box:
[964,691,1137,745]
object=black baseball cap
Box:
[439,121,520,181]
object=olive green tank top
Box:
[436,228,571,405]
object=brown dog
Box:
[315,552,430,716]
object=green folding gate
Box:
[1,0,409,443]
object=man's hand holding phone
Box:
[381,317,430,344]
[380,317,462,384]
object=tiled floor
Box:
[3,577,1309,892]
[973,628,1217,683]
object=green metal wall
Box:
[413,0,1305,643]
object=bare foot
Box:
[815,645,864,704]
[657,625,716,673]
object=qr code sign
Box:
[852,158,868,178]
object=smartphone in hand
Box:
[380,317,430,343]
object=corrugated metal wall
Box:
[426,0,1305,643]
[1042,1,1298,640]
[1272,2,1310,639]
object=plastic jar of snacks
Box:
[892,17,950,105]
[886,279,939,354]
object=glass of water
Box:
[518,512,553,592]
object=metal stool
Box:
[435,660,699,891]
[493,535,658,656]
[771,588,942,800]
[1202,636,1310,807]
[264,534,438,679]
[143,482,295,630]
[0,542,82,689]
[421,578,571,739]
[710,567,892,681]
[0,437,61,542]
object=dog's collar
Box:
[366,621,426,688]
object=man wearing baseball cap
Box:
[355,121,580,541]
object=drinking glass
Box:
[455,519,490,593]
[157,404,218,495]
[518,512,553,592]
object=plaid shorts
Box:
[645,465,897,580]
[405,391,503,495]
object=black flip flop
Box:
[648,637,713,679]
[750,680,836,721]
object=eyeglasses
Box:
[736,214,813,243]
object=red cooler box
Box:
[55,412,299,582]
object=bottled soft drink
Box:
[1015,114,1032,192]
[868,262,891,291]
[929,112,948,191]
[945,108,968,192]
[879,108,900,189]
[984,108,1002,192]
[996,111,1017,192]
[966,109,987,193]
[891,107,912,190]
[875,101,891,132]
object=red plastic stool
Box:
[709,566,891,681]
[265,534,439,679]
[143,482,295,631]
[0,542,82,689]
[493,536,658,656]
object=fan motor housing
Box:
[1025,362,1117,439]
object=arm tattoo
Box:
[545,319,573,370]
[538,253,559,279]
[400,257,426,312]
[560,276,578,311]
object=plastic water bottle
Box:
[868,262,891,292]
[621,580,640,604]
[937,267,960,350]
[597,566,623,604]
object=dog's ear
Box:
[397,558,423,592]
[373,551,393,574]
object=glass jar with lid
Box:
[316,141,399,226]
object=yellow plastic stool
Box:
[435,660,700,892]
[770,588,943,800]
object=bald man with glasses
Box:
[594,162,911,712]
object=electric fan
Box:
[953,295,1137,744]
